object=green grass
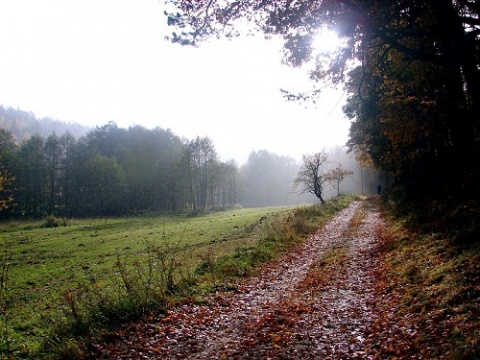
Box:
[0,195,358,359]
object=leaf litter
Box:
[94,199,456,359]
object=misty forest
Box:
[0,105,374,218]
[1,0,480,359]
[1,0,478,222]
[167,0,480,211]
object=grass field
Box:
[0,196,356,359]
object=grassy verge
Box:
[208,195,357,279]
[374,201,480,359]
[0,195,358,359]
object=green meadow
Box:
[0,196,356,358]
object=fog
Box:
[0,0,350,166]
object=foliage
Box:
[0,116,362,219]
[183,136,220,212]
[164,0,480,216]
[0,123,242,218]
[0,129,16,212]
[324,164,353,196]
[43,216,60,228]
[0,165,14,212]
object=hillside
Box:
[0,104,90,141]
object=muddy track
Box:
[99,198,385,359]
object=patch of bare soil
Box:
[97,198,386,359]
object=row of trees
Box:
[342,0,480,200]
[242,147,378,207]
[240,150,310,207]
[0,120,370,218]
[165,0,480,203]
[0,123,239,218]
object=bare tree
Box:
[325,165,353,197]
[294,152,328,204]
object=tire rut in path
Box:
[105,199,383,359]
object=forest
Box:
[3,0,480,226]
[0,106,374,219]
[164,0,480,221]
[1,1,480,357]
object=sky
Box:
[0,0,350,165]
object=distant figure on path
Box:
[377,184,382,196]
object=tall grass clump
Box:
[42,237,195,358]
[38,195,358,358]
[197,195,359,284]
[265,194,358,249]
[194,210,303,282]
[0,240,12,359]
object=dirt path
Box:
[100,198,385,359]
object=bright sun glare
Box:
[313,28,343,54]
[0,1,351,165]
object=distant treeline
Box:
[0,105,90,141]
[0,121,241,217]
[0,108,377,218]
